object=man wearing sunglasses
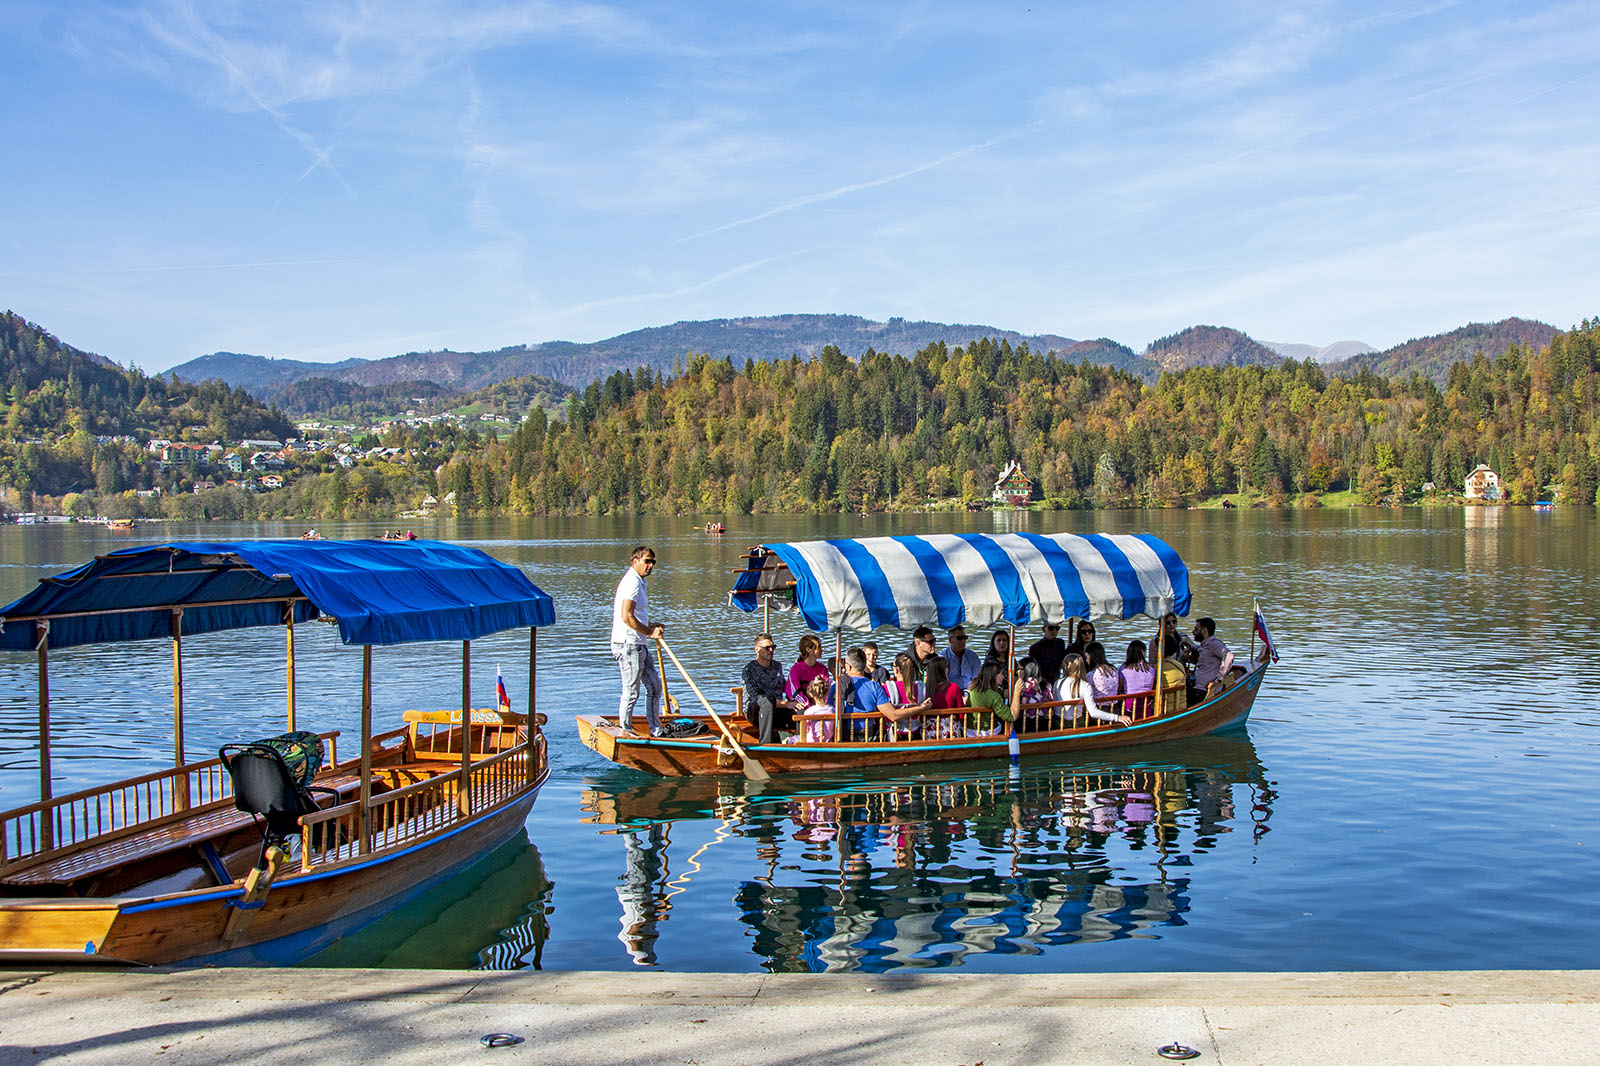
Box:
[612,545,665,736]
[742,633,799,744]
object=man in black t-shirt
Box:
[1028,621,1068,688]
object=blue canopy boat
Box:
[577,532,1269,776]
[0,539,554,966]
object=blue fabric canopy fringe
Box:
[0,540,555,651]
[731,532,1189,633]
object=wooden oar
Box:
[656,636,771,782]
[655,641,680,716]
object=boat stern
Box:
[575,714,620,761]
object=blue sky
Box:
[2,1,1596,371]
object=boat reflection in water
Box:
[302,831,553,970]
[583,735,1274,972]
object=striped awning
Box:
[730,533,1189,633]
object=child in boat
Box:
[1059,654,1131,728]
[789,674,835,743]
[1013,656,1051,728]
[964,661,1015,736]
[884,653,926,738]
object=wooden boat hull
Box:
[578,664,1267,776]
[0,769,545,967]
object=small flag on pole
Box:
[1253,602,1280,664]
[496,665,511,711]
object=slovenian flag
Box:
[496,665,511,711]
[1253,602,1280,663]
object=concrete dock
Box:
[1,968,1594,1065]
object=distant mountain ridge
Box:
[1262,339,1375,363]
[1327,318,1559,383]
[1146,325,1284,373]
[159,313,1566,408]
[166,315,1097,397]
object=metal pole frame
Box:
[359,645,373,854]
[171,608,188,811]
[459,640,473,817]
[285,606,297,732]
[35,621,52,848]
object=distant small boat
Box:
[1532,501,1555,513]
[704,523,726,535]
[106,519,135,533]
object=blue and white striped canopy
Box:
[730,533,1189,633]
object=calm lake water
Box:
[2,508,1597,972]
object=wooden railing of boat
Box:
[809,687,1176,743]
[298,732,544,871]
[0,730,345,873]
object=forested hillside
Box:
[1146,326,1283,373]
[1,312,293,496]
[432,322,1599,516]
[1329,318,1557,384]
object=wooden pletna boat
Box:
[577,533,1273,777]
[0,538,555,966]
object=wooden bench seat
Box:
[1,770,366,889]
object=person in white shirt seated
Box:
[941,625,981,691]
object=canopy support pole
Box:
[171,609,188,812]
[1007,622,1016,701]
[1153,621,1166,721]
[35,621,52,848]
[527,627,538,788]
[762,595,770,634]
[285,608,297,732]
[459,640,473,817]
[358,645,372,855]
[833,629,843,742]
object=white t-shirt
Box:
[611,567,649,645]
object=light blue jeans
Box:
[612,641,663,733]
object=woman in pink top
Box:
[921,655,964,738]
[1085,641,1121,701]
[1118,639,1156,717]
[786,633,831,701]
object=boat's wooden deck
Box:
[1,770,367,889]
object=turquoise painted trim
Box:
[120,770,547,915]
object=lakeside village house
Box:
[1464,463,1503,501]
[991,460,1039,506]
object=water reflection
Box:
[304,831,554,970]
[582,736,1273,972]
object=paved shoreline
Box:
[2,968,1594,1064]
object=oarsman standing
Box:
[612,545,665,736]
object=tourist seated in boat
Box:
[829,647,928,739]
[1119,640,1156,715]
[964,662,1016,735]
[981,630,1014,670]
[921,655,965,738]
[742,633,800,744]
[1185,617,1233,705]
[862,641,890,683]
[941,625,981,691]
[1085,641,1120,702]
[1152,611,1186,661]
[1027,621,1068,692]
[907,626,939,678]
[789,675,835,743]
[1065,619,1096,661]
[884,653,926,738]
[1014,656,1052,727]
[1059,654,1132,727]
[785,633,830,700]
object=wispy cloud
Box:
[545,251,810,320]
[676,126,1039,243]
